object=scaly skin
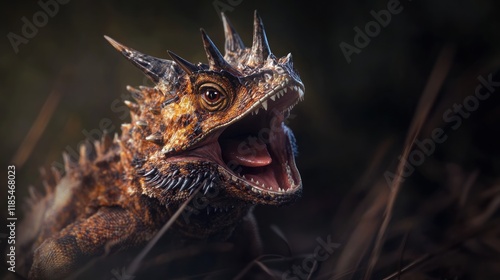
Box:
[16,11,305,279]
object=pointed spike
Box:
[163,178,176,191]
[167,178,179,190]
[167,50,198,75]
[146,173,161,183]
[137,169,146,176]
[135,120,148,127]
[126,85,144,100]
[124,100,139,113]
[200,29,236,72]
[284,53,293,65]
[172,169,180,177]
[262,100,268,110]
[101,131,112,151]
[148,107,161,115]
[172,178,184,189]
[190,174,202,187]
[28,186,38,200]
[188,187,197,195]
[51,166,62,183]
[62,152,75,174]
[145,133,163,145]
[161,95,180,108]
[221,12,245,53]
[249,11,272,65]
[78,143,93,166]
[143,168,157,178]
[104,35,172,83]
[204,182,214,195]
[180,178,193,191]
[156,177,169,189]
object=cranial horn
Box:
[200,29,236,73]
[167,50,199,75]
[104,35,173,83]
[249,11,272,65]
[221,12,245,54]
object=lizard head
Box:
[106,11,304,209]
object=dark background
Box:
[2,0,500,279]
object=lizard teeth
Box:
[270,95,276,101]
[261,100,268,111]
[298,88,304,98]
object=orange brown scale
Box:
[16,11,305,279]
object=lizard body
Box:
[16,11,304,279]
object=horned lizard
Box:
[15,11,305,279]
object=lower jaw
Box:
[165,126,300,199]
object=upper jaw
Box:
[215,79,304,202]
[248,80,305,117]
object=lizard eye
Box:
[199,83,228,111]
[204,88,221,102]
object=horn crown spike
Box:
[167,50,199,75]
[200,29,236,73]
[249,11,272,66]
[221,12,245,54]
[104,35,172,83]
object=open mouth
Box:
[180,82,304,198]
[219,83,303,194]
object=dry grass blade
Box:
[323,139,394,279]
[458,170,478,207]
[333,181,389,280]
[363,46,455,280]
[233,254,286,280]
[255,260,280,279]
[382,218,500,280]
[382,253,430,280]
[141,242,233,270]
[270,224,293,256]
[11,90,61,167]
[396,231,410,280]
[126,186,201,276]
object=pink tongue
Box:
[222,138,272,167]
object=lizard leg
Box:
[29,206,154,280]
